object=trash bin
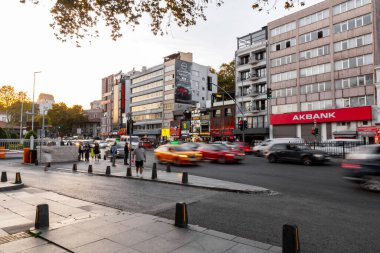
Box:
[23,148,30,163]
[29,150,38,164]
[0,147,5,159]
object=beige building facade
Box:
[268,0,380,142]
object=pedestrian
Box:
[43,145,52,171]
[132,142,146,177]
[84,144,90,162]
[90,146,95,160]
[111,142,117,158]
[124,142,129,165]
[78,143,83,160]
[94,142,100,162]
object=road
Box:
[1,152,379,253]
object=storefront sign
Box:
[270,107,372,125]
[357,126,378,133]
[175,60,193,104]
[170,121,181,137]
[161,129,170,137]
[181,121,190,136]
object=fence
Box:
[0,139,59,151]
[292,141,366,158]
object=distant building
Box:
[37,93,55,114]
[80,100,103,138]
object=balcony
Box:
[248,73,259,81]
[249,57,259,65]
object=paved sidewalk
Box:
[42,159,270,194]
[0,187,281,253]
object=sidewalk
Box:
[43,158,270,194]
[0,186,282,253]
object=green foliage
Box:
[9,143,24,150]
[217,61,235,93]
[24,130,37,139]
[0,127,8,138]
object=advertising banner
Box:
[270,106,372,125]
[170,120,181,137]
[181,121,190,136]
[175,60,192,104]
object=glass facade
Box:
[333,0,371,15]
[131,80,163,94]
[131,91,163,103]
[132,69,164,84]
[334,34,372,52]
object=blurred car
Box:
[253,138,305,157]
[266,143,330,166]
[154,145,202,165]
[198,144,244,163]
[142,141,153,149]
[98,141,108,149]
[182,142,202,151]
[115,141,127,158]
[341,144,380,191]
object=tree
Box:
[46,103,88,136]
[217,61,235,93]
[19,0,306,45]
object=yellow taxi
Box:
[154,144,202,165]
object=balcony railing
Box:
[249,57,259,65]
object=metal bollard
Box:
[1,171,7,182]
[88,164,93,173]
[166,164,171,173]
[35,204,49,229]
[152,163,157,180]
[73,163,77,172]
[106,166,111,175]
[282,224,301,253]
[126,166,132,177]
[15,172,22,184]
[103,155,106,160]
[182,172,188,184]
[112,157,116,167]
[175,202,188,228]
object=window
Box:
[240,71,250,81]
[213,109,221,117]
[131,102,162,112]
[272,104,298,114]
[301,100,332,111]
[271,21,296,36]
[300,63,331,77]
[132,69,163,84]
[165,65,175,72]
[132,80,163,94]
[131,91,163,103]
[300,45,329,60]
[224,108,233,116]
[271,70,297,83]
[164,74,174,81]
[239,55,249,65]
[335,54,373,70]
[334,14,372,34]
[271,38,296,52]
[164,94,174,100]
[336,95,374,108]
[334,34,372,52]
[300,82,331,94]
[335,74,373,89]
[299,28,329,44]
[299,9,329,27]
[272,87,297,98]
[333,0,372,15]
[192,70,200,77]
[271,54,297,67]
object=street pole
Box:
[19,100,24,140]
[128,113,133,167]
[31,71,41,133]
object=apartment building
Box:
[37,93,55,114]
[235,27,269,143]
[268,0,380,142]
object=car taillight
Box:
[341,163,361,169]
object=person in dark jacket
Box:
[94,143,100,162]
[124,142,129,165]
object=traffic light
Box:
[266,88,272,99]
[315,127,319,136]
[238,120,243,131]
[311,128,315,135]
[243,120,248,130]
[127,119,134,135]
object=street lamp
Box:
[31,71,41,132]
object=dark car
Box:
[266,143,330,166]
[341,144,380,191]
[198,144,244,163]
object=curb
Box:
[48,166,270,194]
[0,183,24,192]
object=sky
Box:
[0,0,322,109]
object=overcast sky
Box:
[0,0,322,109]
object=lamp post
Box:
[19,99,24,140]
[30,71,41,149]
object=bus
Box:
[120,135,140,150]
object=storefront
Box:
[270,106,374,142]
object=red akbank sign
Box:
[270,106,372,125]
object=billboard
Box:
[181,121,190,136]
[175,60,192,104]
[170,120,181,137]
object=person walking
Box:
[124,142,129,165]
[78,143,83,160]
[94,142,100,162]
[132,142,146,177]
[84,144,90,162]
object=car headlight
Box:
[226,154,235,157]
[178,155,188,158]
[313,154,323,158]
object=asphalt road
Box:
[1,152,379,253]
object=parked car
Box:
[266,143,330,166]
[341,144,380,191]
[154,144,202,165]
[198,144,244,163]
[253,138,305,157]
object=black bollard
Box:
[112,157,116,167]
[182,172,188,184]
[73,163,77,172]
[283,224,301,253]
[103,154,106,160]
[47,162,51,168]
[106,166,111,175]
[78,155,81,161]
[34,159,38,166]
[175,202,188,228]
[166,164,171,173]
[126,166,132,177]
[15,172,22,184]
[152,163,157,180]
[88,164,93,173]
[1,171,7,182]
[35,204,49,229]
